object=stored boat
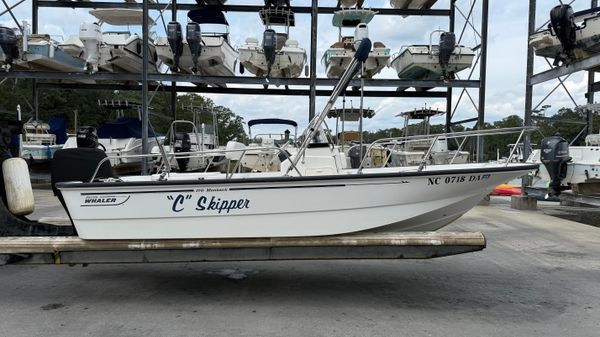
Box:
[49,39,537,240]
[20,120,63,163]
[79,9,160,73]
[155,9,237,79]
[237,2,306,78]
[529,5,600,66]
[225,118,298,172]
[322,8,390,78]
[389,30,475,83]
[390,0,438,11]
[388,107,469,166]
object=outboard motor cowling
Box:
[540,135,571,196]
[439,32,456,79]
[174,132,191,171]
[167,21,183,71]
[186,23,202,73]
[354,23,369,50]
[76,126,99,149]
[0,26,19,67]
[550,4,577,65]
[263,29,277,76]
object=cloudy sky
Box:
[0,0,592,133]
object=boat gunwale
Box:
[55,163,539,190]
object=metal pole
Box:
[446,0,456,133]
[308,0,318,121]
[476,0,488,162]
[141,0,150,174]
[587,0,598,136]
[32,0,38,120]
[522,0,536,189]
[171,0,177,121]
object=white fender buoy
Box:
[2,158,34,216]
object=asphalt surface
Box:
[1,193,599,337]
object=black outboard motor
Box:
[439,32,456,80]
[348,145,367,169]
[167,21,183,72]
[76,126,99,149]
[540,135,571,197]
[174,132,191,171]
[186,23,202,73]
[549,4,577,65]
[0,26,19,67]
[263,29,277,77]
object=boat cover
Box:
[332,9,376,27]
[188,9,229,25]
[248,118,297,128]
[97,117,158,139]
[48,117,68,145]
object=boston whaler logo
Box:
[82,195,130,207]
[168,193,250,214]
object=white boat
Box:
[388,108,469,167]
[389,30,475,82]
[237,5,307,78]
[390,0,438,11]
[529,5,600,66]
[63,117,163,173]
[322,8,390,79]
[20,120,63,163]
[52,42,537,240]
[225,118,298,172]
[0,22,87,72]
[78,9,160,73]
[151,120,224,172]
[155,9,237,79]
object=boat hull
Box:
[57,164,536,239]
[238,46,306,78]
[323,47,390,78]
[389,46,474,80]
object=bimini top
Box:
[332,8,376,27]
[90,9,155,26]
[98,117,159,139]
[248,118,298,128]
[188,9,229,25]
[395,108,445,120]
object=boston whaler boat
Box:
[41,39,538,240]
[389,29,475,85]
[237,1,307,78]
[322,8,390,79]
[529,4,600,66]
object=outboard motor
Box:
[174,132,191,171]
[439,32,456,80]
[76,126,99,149]
[186,23,202,73]
[167,21,183,72]
[263,29,277,76]
[540,135,571,197]
[354,23,369,50]
[0,26,19,68]
[549,4,577,65]
[79,22,101,72]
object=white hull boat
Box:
[237,6,307,78]
[56,163,535,240]
[323,9,390,79]
[529,5,600,65]
[52,38,537,240]
[390,0,437,10]
[389,31,475,81]
[20,120,63,162]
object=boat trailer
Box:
[0,231,486,265]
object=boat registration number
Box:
[427,174,491,185]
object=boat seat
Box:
[373,41,386,48]
[330,41,344,49]
[285,39,299,48]
[245,37,259,45]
